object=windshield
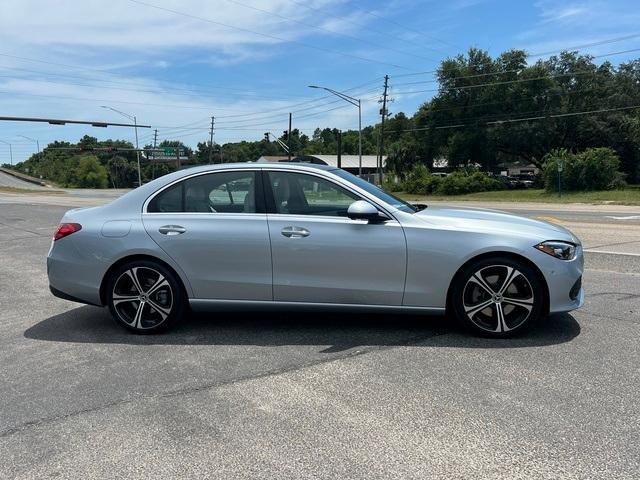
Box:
[332,169,417,213]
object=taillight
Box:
[54,223,82,241]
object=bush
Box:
[437,171,505,195]
[382,175,404,192]
[543,147,625,192]
[397,164,504,195]
[402,164,442,194]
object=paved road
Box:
[0,202,638,479]
[0,170,47,189]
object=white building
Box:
[257,155,387,174]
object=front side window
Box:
[268,171,359,217]
[332,169,417,213]
[148,171,257,213]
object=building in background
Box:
[257,155,386,176]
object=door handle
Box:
[159,225,186,236]
[281,226,310,238]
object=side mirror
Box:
[347,200,386,222]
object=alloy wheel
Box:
[462,264,535,333]
[111,267,174,330]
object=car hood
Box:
[413,206,580,244]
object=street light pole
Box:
[18,135,39,154]
[357,98,362,177]
[0,140,12,165]
[308,85,362,176]
[101,106,142,187]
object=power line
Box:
[390,47,640,87]
[382,104,640,133]
[213,79,382,119]
[147,82,382,134]
[126,0,414,71]
[390,34,640,78]
[0,89,259,110]
[412,85,608,116]
[213,104,355,130]
[391,68,615,96]
[357,8,460,50]
[215,87,381,126]
[0,68,314,101]
[0,73,316,102]
[529,33,640,57]
[222,0,439,63]
[285,0,444,54]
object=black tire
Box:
[105,259,186,334]
[449,256,545,338]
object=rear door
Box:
[264,170,407,305]
[142,169,272,301]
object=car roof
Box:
[179,161,336,173]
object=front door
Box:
[142,169,272,301]
[264,170,407,305]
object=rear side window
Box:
[147,171,259,213]
[148,182,182,213]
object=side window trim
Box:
[144,169,265,214]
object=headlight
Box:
[534,241,577,260]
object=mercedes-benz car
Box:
[47,162,584,337]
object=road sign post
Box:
[557,159,564,198]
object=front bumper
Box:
[536,246,585,314]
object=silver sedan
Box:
[48,163,584,337]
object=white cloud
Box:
[515,0,640,58]
[0,0,380,161]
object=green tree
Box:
[73,155,109,188]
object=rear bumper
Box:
[49,285,101,307]
[47,244,105,307]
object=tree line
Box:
[7,48,640,188]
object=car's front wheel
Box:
[450,256,545,337]
[105,260,185,334]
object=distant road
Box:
[0,170,48,189]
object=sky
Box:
[0,0,639,164]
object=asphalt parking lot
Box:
[1,198,639,479]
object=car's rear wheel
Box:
[450,256,545,337]
[106,260,185,334]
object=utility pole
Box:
[152,129,158,180]
[337,130,342,169]
[133,115,141,186]
[377,74,390,185]
[209,116,215,164]
[288,113,292,161]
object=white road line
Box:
[585,268,640,276]
[584,249,640,257]
[605,215,640,220]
